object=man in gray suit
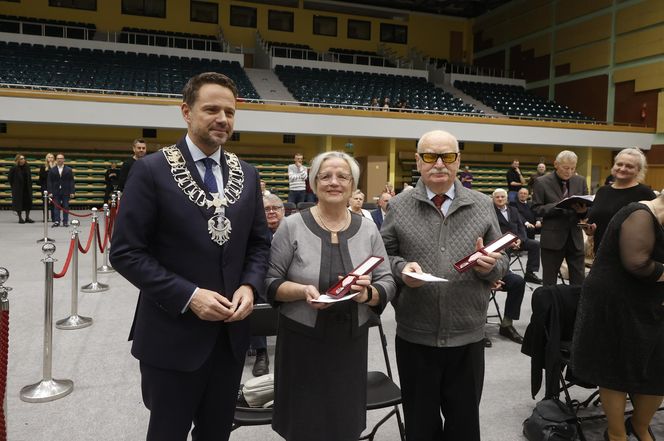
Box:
[531,150,588,286]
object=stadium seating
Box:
[265,41,317,60]
[275,65,482,114]
[454,80,593,122]
[118,27,222,51]
[0,14,95,39]
[328,48,395,67]
[0,42,259,99]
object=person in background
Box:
[572,195,664,441]
[287,153,307,205]
[604,173,616,186]
[348,189,373,220]
[381,129,508,441]
[382,97,391,111]
[506,159,526,203]
[383,182,396,197]
[371,191,392,230]
[104,161,120,204]
[532,150,588,286]
[38,152,55,222]
[117,138,147,193]
[459,165,474,189]
[260,179,271,196]
[582,148,655,254]
[369,97,379,108]
[265,151,396,441]
[47,153,75,228]
[8,154,34,224]
[512,187,541,240]
[485,272,526,346]
[527,162,546,190]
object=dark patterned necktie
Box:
[432,194,446,210]
[562,180,569,199]
[201,157,218,193]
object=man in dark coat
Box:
[110,72,271,441]
[511,188,541,239]
[117,138,147,192]
[8,154,34,223]
[47,153,75,227]
[370,191,391,230]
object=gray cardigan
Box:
[381,179,508,347]
[265,209,396,329]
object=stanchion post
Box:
[56,220,92,330]
[36,191,54,243]
[20,244,74,403]
[97,203,114,274]
[80,208,109,293]
[1,268,12,440]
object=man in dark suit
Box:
[47,153,75,227]
[492,188,542,285]
[511,188,541,239]
[370,191,391,229]
[117,138,147,192]
[110,72,271,441]
[532,150,589,286]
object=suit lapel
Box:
[174,138,215,221]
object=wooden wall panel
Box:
[615,25,664,63]
[616,0,664,34]
[555,14,611,51]
[614,62,664,92]
[554,40,610,74]
[556,0,611,24]
[614,80,659,127]
[474,50,506,71]
[554,75,608,121]
[510,45,550,82]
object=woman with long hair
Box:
[38,152,56,221]
[8,154,34,223]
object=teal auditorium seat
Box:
[454,80,593,122]
[274,65,483,115]
[0,42,259,99]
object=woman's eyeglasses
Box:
[264,206,283,213]
[317,173,352,184]
[419,152,459,164]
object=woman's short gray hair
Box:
[308,151,360,193]
[615,147,647,182]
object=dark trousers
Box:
[395,337,485,441]
[541,235,585,286]
[521,238,541,273]
[52,193,70,224]
[501,272,525,320]
[139,328,244,441]
[250,335,267,351]
[287,190,306,204]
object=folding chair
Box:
[282,201,296,216]
[508,250,526,274]
[232,304,278,431]
[486,289,503,326]
[362,315,406,441]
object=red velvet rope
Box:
[96,222,108,253]
[49,197,93,218]
[54,237,77,279]
[78,222,96,254]
[0,309,9,441]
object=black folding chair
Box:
[486,289,503,326]
[282,202,296,216]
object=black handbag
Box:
[523,398,578,441]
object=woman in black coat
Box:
[8,154,34,223]
[38,153,55,221]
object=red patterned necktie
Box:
[432,194,446,210]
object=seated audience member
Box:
[485,271,526,346]
[348,189,373,219]
[531,150,588,286]
[511,188,542,239]
[493,188,542,284]
[382,97,391,111]
[371,191,392,229]
[459,165,474,189]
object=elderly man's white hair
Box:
[417,130,459,152]
[555,150,578,163]
[492,188,508,197]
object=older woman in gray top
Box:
[265,151,396,441]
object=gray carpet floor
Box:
[1,210,662,440]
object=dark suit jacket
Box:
[494,205,527,242]
[531,172,588,251]
[47,165,75,196]
[510,200,539,225]
[371,208,384,229]
[110,137,271,372]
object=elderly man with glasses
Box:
[381,129,508,441]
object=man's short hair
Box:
[492,188,508,197]
[133,138,146,146]
[555,150,578,164]
[182,72,238,107]
[416,130,459,153]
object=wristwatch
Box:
[363,285,374,304]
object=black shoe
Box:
[63,222,69,227]
[52,222,60,227]
[252,350,269,377]
[18,218,25,224]
[25,218,34,223]
[625,416,656,441]
[524,272,543,284]
[499,325,524,344]
[483,337,492,348]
